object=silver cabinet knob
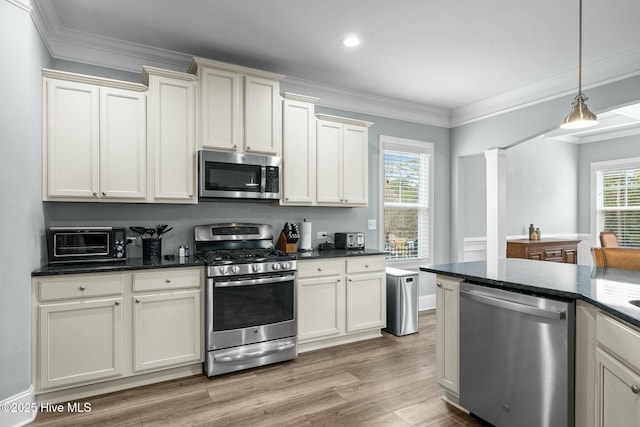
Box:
[318,268,322,271]
[92,192,97,196]
[632,385,640,394]
[247,146,251,150]
[165,279,171,283]
[436,282,442,288]
[348,278,353,282]
[135,299,140,303]
[79,286,86,291]
[115,301,120,306]
[101,191,106,196]
[189,194,193,198]
[365,264,369,268]
[233,144,238,150]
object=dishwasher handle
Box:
[461,289,566,320]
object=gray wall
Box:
[450,74,640,261]
[577,134,640,233]
[0,1,49,401]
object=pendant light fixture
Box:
[561,0,598,129]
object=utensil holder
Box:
[143,238,162,260]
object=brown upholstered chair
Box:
[599,231,619,248]
[592,247,640,271]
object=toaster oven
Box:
[47,227,127,265]
[335,232,365,249]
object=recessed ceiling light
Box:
[342,36,360,47]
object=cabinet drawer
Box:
[596,312,640,370]
[38,275,124,301]
[544,248,563,258]
[297,259,344,278]
[133,268,201,292]
[346,256,386,274]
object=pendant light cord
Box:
[578,0,583,94]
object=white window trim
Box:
[379,135,435,268]
[590,156,640,246]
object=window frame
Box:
[590,156,640,247]
[378,135,434,269]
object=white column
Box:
[485,149,507,261]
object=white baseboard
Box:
[0,385,37,427]
[419,294,436,311]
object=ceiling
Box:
[30,0,640,130]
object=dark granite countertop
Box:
[294,248,387,260]
[32,257,204,276]
[420,258,640,328]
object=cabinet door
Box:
[281,98,316,205]
[244,75,281,155]
[298,276,345,342]
[45,78,99,199]
[436,276,460,395]
[596,348,640,427]
[199,67,242,151]
[342,124,368,206]
[148,74,196,202]
[316,120,343,204]
[100,87,147,200]
[346,272,385,332]
[563,248,578,264]
[38,298,123,390]
[132,290,201,372]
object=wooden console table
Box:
[506,238,581,264]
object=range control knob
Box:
[218,267,227,275]
[231,265,240,274]
[252,264,261,273]
[281,261,290,270]
[272,263,281,271]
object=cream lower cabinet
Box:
[435,274,461,401]
[297,256,385,352]
[595,312,640,427]
[32,267,203,403]
[132,269,202,372]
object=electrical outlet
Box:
[368,219,376,230]
[126,236,138,245]
[317,231,327,239]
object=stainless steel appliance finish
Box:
[459,282,574,427]
[198,150,281,200]
[195,223,297,377]
[384,267,418,336]
[335,232,365,249]
[47,226,127,264]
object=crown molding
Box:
[451,46,640,127]
[27,0,640,129]
[282,77,452,128]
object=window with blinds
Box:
[382,137,433,262]
[596,165,640,247]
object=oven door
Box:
[206,273,296,351]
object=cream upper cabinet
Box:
[435,275,461,399]
[43,69,147,202]
[189,57,283,155]
[281,93,319,205]
[316,114,372,207]
[143,67,197,203]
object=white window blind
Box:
[382,140,432,262]
[596,166,640,247]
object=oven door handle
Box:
[213,340,296,363]
[212,274,296,288]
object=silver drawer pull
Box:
[79,286,86,291]
[115,301,120,306]
[632,385,640,394]
[165,279,171,283]
[135,299,140,303]
[365,264,369,268]
[437,282,442,288]
[318,268,322,271]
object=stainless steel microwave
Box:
[47,227,127,265]
[198,150,281,201]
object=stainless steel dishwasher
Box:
[459,281,574,427]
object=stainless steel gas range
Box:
[194,223,297,377]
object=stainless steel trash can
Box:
[384,267,419,336]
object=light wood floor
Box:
[31,311,484,427]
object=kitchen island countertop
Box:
[421,258,640,328]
